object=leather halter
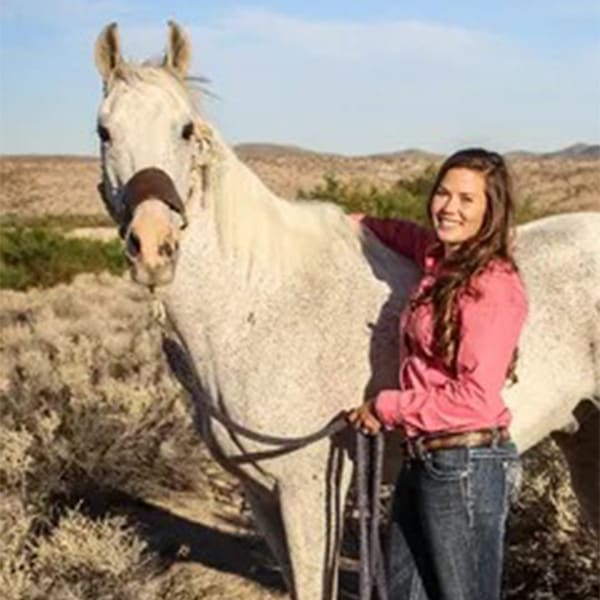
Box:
[120,167,188,234]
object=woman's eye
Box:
[181,122,194,140]
[97,124,111,143]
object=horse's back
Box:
[518,211,600,270]
[507,212,600,449]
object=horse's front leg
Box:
[278,444,353,600]
[243,483,293,589]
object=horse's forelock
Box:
[107,61,202,111]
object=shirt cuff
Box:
[374,389,403,430]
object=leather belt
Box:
[403,427,510,460]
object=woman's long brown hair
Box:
[413,148,519,383]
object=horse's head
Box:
[95,21,210,288]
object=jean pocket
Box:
[422,448,469,481]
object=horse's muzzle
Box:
[122,198,181,288]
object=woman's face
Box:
[430,167,488,251]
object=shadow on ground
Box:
[79,488,362,599]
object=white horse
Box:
[94,22,600,599]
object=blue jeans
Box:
[386,441,521,600]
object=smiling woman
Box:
[348,148,527,598]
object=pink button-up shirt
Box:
[359,215,528,438]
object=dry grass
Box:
[0,271,597,598]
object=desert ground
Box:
[1,146,598,599]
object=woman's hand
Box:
[347,398,382,435]
[347,213,365,233]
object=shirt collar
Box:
[423,241,442,273]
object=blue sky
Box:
[1,0,599,156]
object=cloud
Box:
[216,8,502,67]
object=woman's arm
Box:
[373,267,528,433]
[352,214,435,267]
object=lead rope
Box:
[152,303,387,598]
[358,432,388,600]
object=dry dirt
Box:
[1,147,599,221]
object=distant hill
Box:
[364,149,441,161]
[234,143,317,157]
[235,142,600,161]
[1,143,599,221]
[543,143,600,159]
[4,142,598,162]
[508,143,600,160]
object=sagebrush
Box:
[0,226,125,291]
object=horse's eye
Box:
[181,122,194,141]
[97,124,111,143]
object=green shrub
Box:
[0,227,126,291]
[298,169,436,225]
[0,214,114,230]
[514,196,544,224]
[299,170,544,226]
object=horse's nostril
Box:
[159,241,175,258]
[127,231,141,257]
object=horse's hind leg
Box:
[551,398,599,532]
[278,445,352,600]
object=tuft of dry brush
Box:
[503,438,599,599]
[33,510,153,600]
[0,273,208,511]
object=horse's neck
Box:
[208,141,283,271]
[163,135,416,398]
[164,140,316,342]
[202,137,362,281]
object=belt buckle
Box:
[490,427,501,448]
[414,436,427,460]
[405,435,427,460]
[403,438,416,460]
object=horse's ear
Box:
[164,20,191,79]
[95,22,122,82]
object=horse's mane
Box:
[205,135,363,280]
[109,62,363,280]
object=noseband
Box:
[104,167,188,238]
